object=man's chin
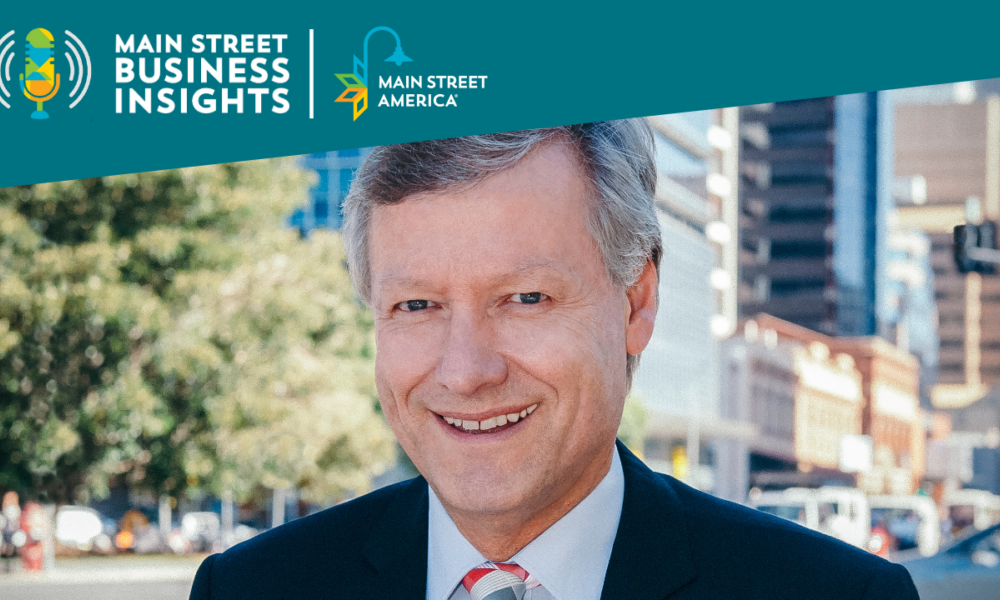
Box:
[429,469,546,517]
[439,491,536,519]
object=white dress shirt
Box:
[426,446,625,600]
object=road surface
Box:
[0,555,203,600]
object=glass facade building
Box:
[739,94,893,338]
[633,110,749,498]
[634,111,722,418]
[293,148,371,232]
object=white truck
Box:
[869,494,940,558]
[748,486,872,549]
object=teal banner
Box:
[0,0,998,186]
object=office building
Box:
[724,315,864,490]
[738,94,894,337]
[827,336,925,495]
[726,314,926,494]
[634,110,754,501]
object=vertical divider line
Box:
[309,29,315,119]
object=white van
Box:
[749,486,872,549]
[869,495,940,558]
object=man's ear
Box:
[625,258,658,356]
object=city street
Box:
[2,580,193,600]
[0,555,203,600]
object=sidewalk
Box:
[0,554,206,587]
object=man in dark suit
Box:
[190,121,919,600]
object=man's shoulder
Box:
[657,474,915,598]
[190,477,425,600]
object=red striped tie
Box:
[462,563,530,600]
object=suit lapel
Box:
[600,441,697,600]
[362,476,430,599]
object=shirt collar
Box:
[426,445,625,600]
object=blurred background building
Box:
[628,110,753,503]
[648,84,999,510]
[736,94,895,338]
[292,148,371,233]
[894,98,1000,406]
[893,83,1000,497]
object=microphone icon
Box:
[19,28,60,119]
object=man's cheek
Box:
[513,332,603,384]
[383,324,444,368]
[374,386,402,432]
[376,339,430,392]
[500,320,583,370]
[374,359,415,426]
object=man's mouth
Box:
[437,404,538,434]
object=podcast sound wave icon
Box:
[0,28,91,117]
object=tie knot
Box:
[462,562,530,600]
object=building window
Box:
[770,279,826,296]
[769,206,829,223]
[769,126,829,149]
[295,148,370,233]
[653,132,708,199]
[770,241,828,259]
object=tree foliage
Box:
[617,394,649,457]
[0,160,394,505]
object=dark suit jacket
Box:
[190,442,919,599]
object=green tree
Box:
[0,160,394,505]
[617,394,649,457]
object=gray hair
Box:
[342,120,662,385]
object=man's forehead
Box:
[366,140,604,294]
[375,259,565,287]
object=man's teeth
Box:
[442,404,538,432]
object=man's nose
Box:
[435,310,507,396]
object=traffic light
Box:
[954,221,998,274]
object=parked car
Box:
[749,487,871,549]
[869,494,940,559]
[55,505,114,553]
[125,522,167,554]
[181,512,221,553]
[905,522,1000,600]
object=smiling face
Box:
[368,139,656,529]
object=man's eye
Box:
[398,299,434,312]
[511,292,545,304]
